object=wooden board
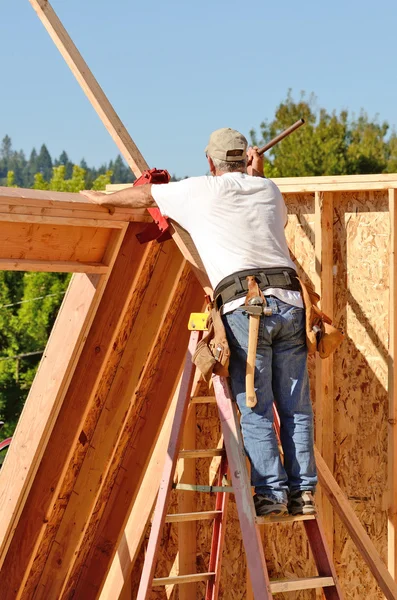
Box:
[314,191,335,553]
[388,188,397,577]
[0,186,150,224]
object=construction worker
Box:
[81,128,317,517]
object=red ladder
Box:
[137,331,343,600]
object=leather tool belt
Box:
[214,267,300,311]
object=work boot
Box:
[288,490,317,516]
[253,494,288,517]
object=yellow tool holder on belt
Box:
[188,313,208,331]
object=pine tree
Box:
[36,144,53,181]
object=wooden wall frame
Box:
[0,1,395,597]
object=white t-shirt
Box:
[151,172,303,313]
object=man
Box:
[81,128,317,517]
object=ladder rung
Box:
[270,576,335,593]
[153,572,216,586]
[190,395,217,404]
[256,514,317,525]
[173,483,234,493]
[165,510,222,523]
[179,449,225,459]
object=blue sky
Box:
[1,0,396,177]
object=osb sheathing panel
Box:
[333,190,389,599]
[144,190,390,600]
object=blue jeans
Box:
[222,296,317,504]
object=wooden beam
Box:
[72,271,202,599]
[99,380,181,600]
[388,188,397,579]
[29,1,211,293]
[33,243,186,599]
[107,173,397,196]
[0,259,108,273]
[0,224,147,599]
[0,269,109,566]
[0,186,150,223]
[316,448,397,600]
[314,191,334,553]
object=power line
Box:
[0,291,66,310]
[0,351,44,362]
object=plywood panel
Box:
[0,221,112,262]
[333,190,389,599]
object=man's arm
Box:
[80,184,157,210]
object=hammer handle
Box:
[257,118,305,156]
[246,314,260,408]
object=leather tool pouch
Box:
[299,279,344,358]
[193,303,230,382]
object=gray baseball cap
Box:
[205,128,248,162]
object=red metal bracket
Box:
[134,168,172,244]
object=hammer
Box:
[244,276,265,408]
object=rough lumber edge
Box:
[314,191,334,554]
[0,226,125,567]
[388,188,397,578]
[315,448,397,600]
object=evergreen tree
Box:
[0,135,12,160]
[36,144,53,181]
[26,149,39,187]
[57,150,73,179]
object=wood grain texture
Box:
[0,224,146,599]
[388,188,397,578]
[0,185,150,223]
[32,242,185,599]
[0,273,103,569]
[316,449,397,600]
[314,191,335,553]
[69,269,203,599]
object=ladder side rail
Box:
[213,376,273,600]
[304,518,344,599]
[274,388,342,597]
[205,453,230,600]
[137,331,200,600]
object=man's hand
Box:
[247,146,264,178]
[80,190,107,204]
[80,190,116,214]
